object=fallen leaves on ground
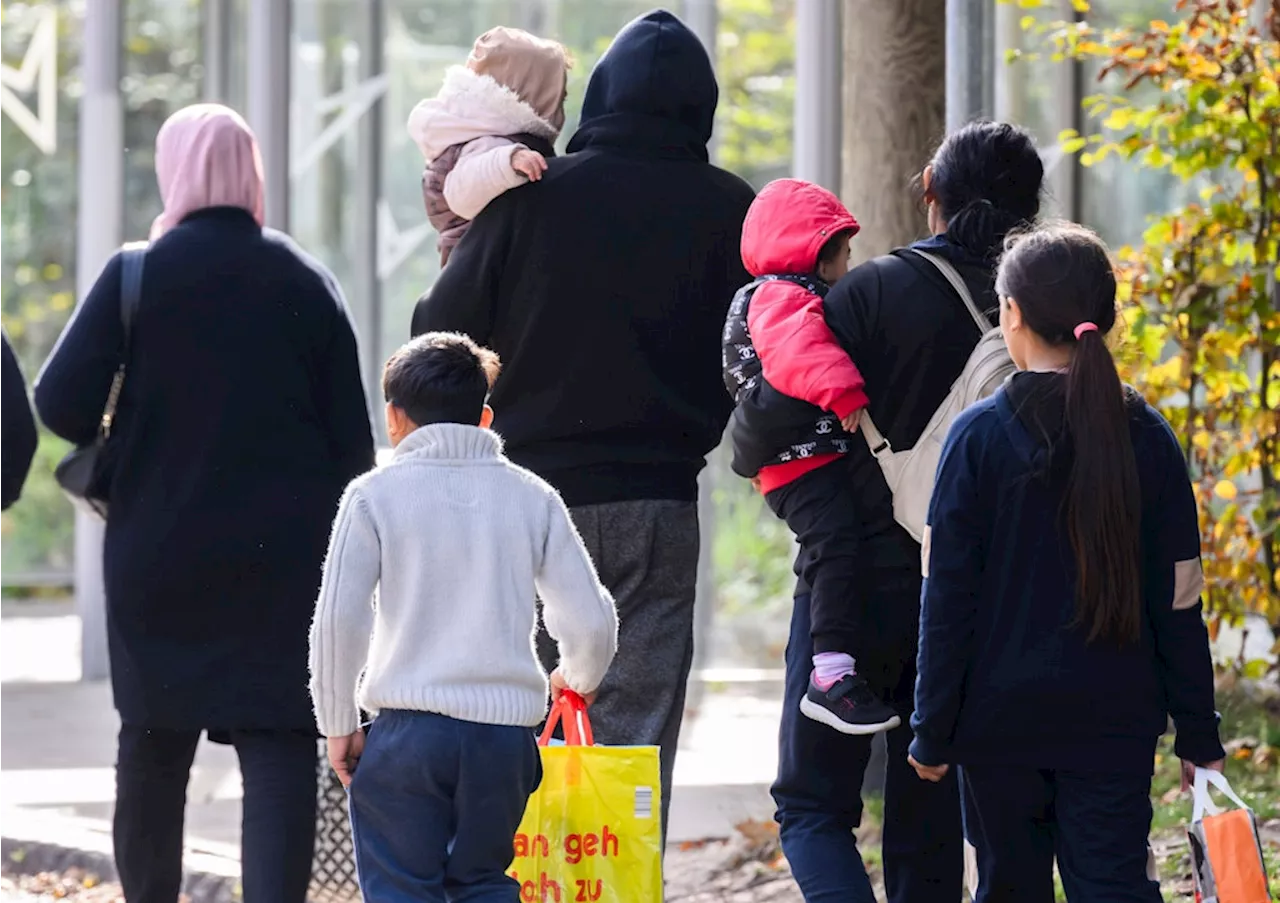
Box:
[0,869,191,903]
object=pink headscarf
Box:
[150,104,265,239]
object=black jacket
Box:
[411,9,755,508]
[2,332,38,510]
[773,237,998,692]
[722,275,847,476]
[35,208,375,731]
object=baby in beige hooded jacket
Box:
[407,27,570,266]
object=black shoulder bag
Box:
[55,243,146,520]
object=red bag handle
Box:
[538,690,594,747]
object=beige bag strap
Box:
[859,409,892,457]
[905,248,990,334]
[859,249,986,458]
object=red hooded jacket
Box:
[741,179,867,493]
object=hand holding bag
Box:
[54,243,146,519]
[1187,766,1272,903]
[508,690,663,903]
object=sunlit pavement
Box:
[0,601,781,852]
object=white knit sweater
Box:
[308,423,618,737]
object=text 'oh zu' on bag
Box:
[508,690,663,903]
[1187,767,1272,903]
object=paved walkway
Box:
[0,602,781,855]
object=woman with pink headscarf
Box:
[36,104,374,903]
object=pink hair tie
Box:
[1073,321,1099,341]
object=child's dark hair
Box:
[382,332,501,427]
[928,121,1044,261]
[996,223,1142,645]
[817,229,854,268]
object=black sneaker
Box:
[800,673,901,735]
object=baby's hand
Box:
[841,411,861,434]
[512,148,548,182]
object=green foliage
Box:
[713,0,794,187]
[1026,0,1280,632]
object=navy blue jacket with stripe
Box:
[910,371,1224,773]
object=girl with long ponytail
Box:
[908,223,1226,902]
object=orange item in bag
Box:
[1187,768,1271,903]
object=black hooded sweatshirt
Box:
[412,9,755,508]
[2,332,38,511]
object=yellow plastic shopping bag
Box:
[508,691,663,903]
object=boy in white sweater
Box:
[309,331,617,902]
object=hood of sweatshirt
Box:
[566,9,718,161]
[1000,370,1070,478]
[741,178,860,277]
[999,370,1147,477]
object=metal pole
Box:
[75,0,124,682]
[247,0,291,229]
[794,0,842,192]
[682,0,719,162]
[202,0,231,103]
[945,0,995,131]
[682,0,719,716]
[354,0,383,409]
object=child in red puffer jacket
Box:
[722,178,898,736]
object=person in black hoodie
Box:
[766,121,1044,903]
[411,9,754,835]
[910,223,1223,902]
[2,331,38,511]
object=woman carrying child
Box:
[910,222,1225,902]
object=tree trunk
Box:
[840,0,946,791]
[841,0,947,265]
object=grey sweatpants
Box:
[536,499,699,840]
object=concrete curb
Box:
[1,808,239,903]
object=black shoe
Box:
[800,673,902,735]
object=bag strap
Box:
[859,249,992,457]
[904,248,990,335]
[99,243,147,439]
[119,242,147,345]
[1192,767,1251,822]
[538,690,594,748]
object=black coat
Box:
[35,207,375,731]
[2,332,38,511]
[412,10,755,508]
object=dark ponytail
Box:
[929,121,1045,261]
[996,223,1143,644]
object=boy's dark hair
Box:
[382,332,501,427]
[996,222,1141,646]
[816,229,855,267]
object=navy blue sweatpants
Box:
[960,765,1161,903]
[772,586,963,903]
[348,710,542,903]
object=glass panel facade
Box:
[3,0,1198,671]
[1078,0,1197,246]
[1,2,83,581]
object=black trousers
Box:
[960,765,1161,903]
[765,459,865,656]
[773,584,963,903]
[113,725,317,903]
